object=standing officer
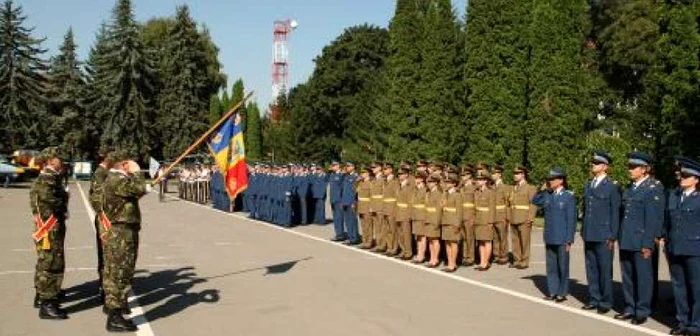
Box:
[441,173,463,272]
[664,158,700,336]
[341,162,360,245]
[411,172,428,263]
[101,150,147,332]
[370,162,386,252]
[311,164,328,224]
[491,165,511,265]
[31,147,69,320]
[298,165,311,225]
[357,167,374,249]
[89,146,112,303]
[329,161,346,241]
[382,163,400,256]
[509,165,537,270]
[394,168,413,260]
[581,152,621,314]
[614,152,665,325]
[460,165,477,266]
[532,167,577,302]
[424,174,443,268]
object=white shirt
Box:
[633,175,649,189]
[682,187,696,202]
[593,174,607,188]
[553,186,564,195]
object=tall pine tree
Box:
[0,0,49,151]
[245,102,263,161]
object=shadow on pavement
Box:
[204,257,313,280]
[522,274,676,328]
[62,279,103,314]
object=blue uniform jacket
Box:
[532,189,577,245]
[329,172,344,204]
[581,176,621,242]
[665,188,700,256]
[311,173,328,199]
[340,172,358,206]
[296,174,310,199]
[619,178,665,251]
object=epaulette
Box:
[612,180,619,185]
[565,190,574,195]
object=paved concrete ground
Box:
[0,182,677,336]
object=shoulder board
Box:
[565,190,574,195]
[612,180,619,185]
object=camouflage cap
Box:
[40,146,65,161]
[107,149,131,163]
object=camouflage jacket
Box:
[103,170,147,225]
[30,167,69,220]
[89,164,109,211]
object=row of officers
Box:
[243,152,700,336]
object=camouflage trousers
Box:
[102,224,140,310]
[34,223,66,300]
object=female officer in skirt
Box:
[473,170,496,271]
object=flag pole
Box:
[152,91,254,185]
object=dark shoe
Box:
[106,310,138,332]
[411,259,426,265]
[441,267,457,273]
[330,236,346,242]
[630,317,647,325]
[57,290,66,301]
[39,301,68,320]
[400,255,413,261]
[425,262,440,269]
[516,265,529,270]
[543,295,556,301]
[582,304,597,310]
[461,260,475,267]
[343,240,361,246]
[614,313,634,321]
[34,294,43,309]
[475,264,491,271]
[496,260,508,265]
[596,307,610,314]
[555,296,567,303]
[669,326,686,335]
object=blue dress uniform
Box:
[311,170,328,224]
[247,172,257,218]
[280,172,294,227]
[297,172,311,224]
[581,152,621,312]
[341,167,360,244]
[617,152,665,323]
[665,159,700,335]
[532,167,577,300]
[329,165,345,240]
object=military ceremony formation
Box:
[232,152,700,335]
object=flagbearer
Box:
[101,150,147,332]
[30,146,70,320]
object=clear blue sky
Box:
[21,0,467,108]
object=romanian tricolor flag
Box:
[208,115,248,198]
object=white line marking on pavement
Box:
[76,182,155,336]
[0,265,179,276]
[11,245,94,252]
[167,193,668,336]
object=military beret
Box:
[513,165,529,175]
[40,146,65,161]
[546,167,567,180]
[592,151,612,165]
[628,151,653,166]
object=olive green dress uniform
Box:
[461,183,477,263]
[30,166,69,302]
[424,186,443,238]
[370,175,385,250]
[395,179,414,258]
[474,186,496,241]
[357,178,373,248]
[411,184,428,236]
[509,182,538,267]
[383,176,400,254]
[441,188,463,241]
[102,169,147,311]
[493,182,512,263]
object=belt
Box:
[426,207,437,212]
[413,204,425,209]
[359,197,371,202]
[371,195,383,199]
[383,198,396,202]
[476,207,490,212]
[397,203,409,208]
[443,207,457,212]
[513,205,530,210]
[496,205,507,210]
[462,202,475,208]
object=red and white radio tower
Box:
[271,19,298,104]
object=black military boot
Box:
[38,300,68,320]
[106,309,138,332]
[33,294,43,308]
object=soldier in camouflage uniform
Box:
[89,146,112,302]
[101,150,147,332]
[30,147,69,320]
